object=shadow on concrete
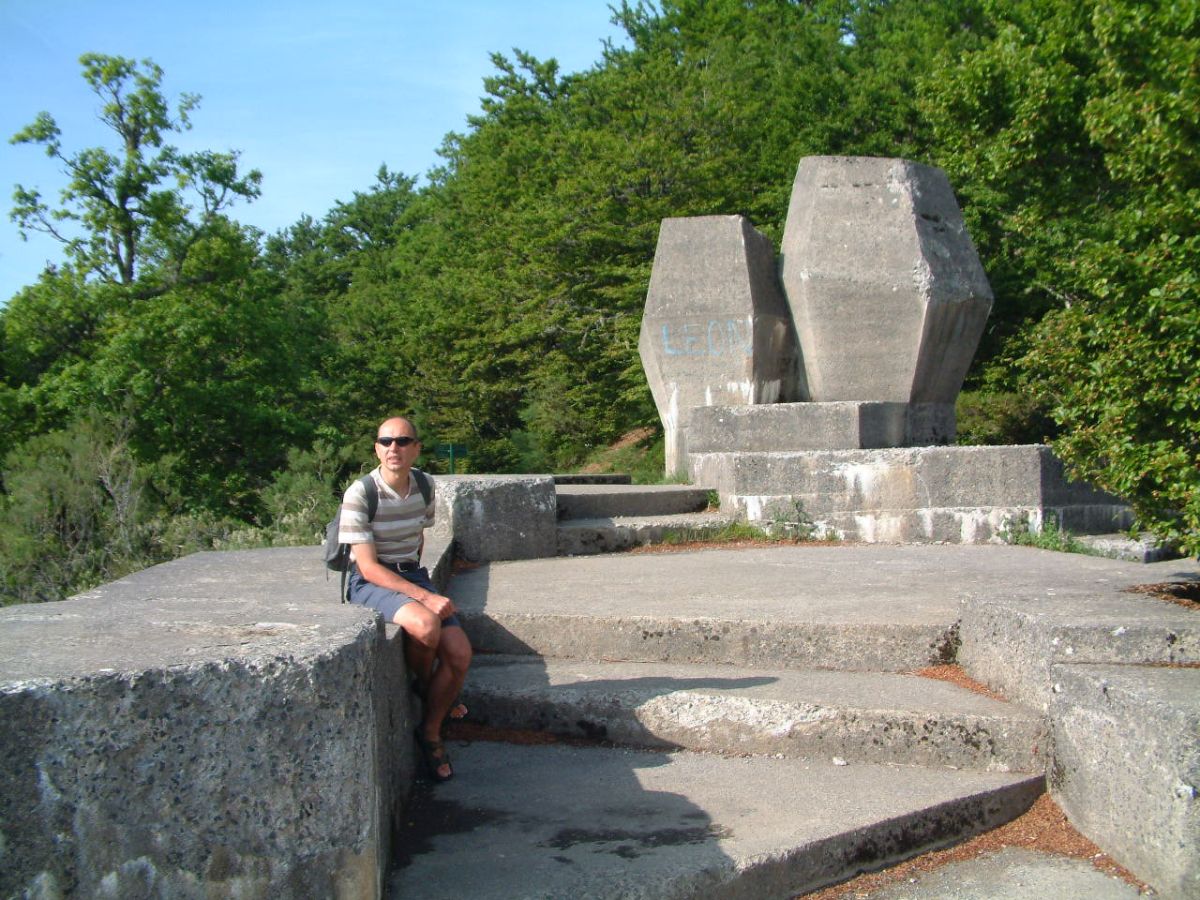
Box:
[387,561,743,899]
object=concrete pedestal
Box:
[690,444,1132,544]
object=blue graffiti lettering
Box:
[661,319,753,357]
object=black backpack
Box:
[324,469,433,600]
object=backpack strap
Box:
[361,473,379,521]
[411,467,433,506]
[341,474,380,603]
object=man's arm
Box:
[352,540,456,620]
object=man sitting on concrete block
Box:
[339,415,472,782]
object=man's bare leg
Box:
[422,626,472,740]
[394,602,440,690]
[392,605,470,780]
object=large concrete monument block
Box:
[639,215,803,476]
[780,156,993,409]
[0,548,412,899]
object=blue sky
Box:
[0,0,627,303]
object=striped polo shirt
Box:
[338,467,434,565]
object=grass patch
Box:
[1000,514,1098,555]
[660,521,774,545]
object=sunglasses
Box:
[376,436,418,448]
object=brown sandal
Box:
[411,678,468,720]
[415,730,454,782]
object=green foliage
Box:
[955,389,1057,447]
[86,223,322,515]
[0,414,153,603]
[660,521,773,546]
[1008,1,1198,555]
[257,442,356,544]
[999,514,1097,557]
[5,4,1199,599]
[567,428,669,485]
[10,53,261,290]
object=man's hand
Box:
[420,592,457,621]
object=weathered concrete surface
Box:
[861,847,1146,899]
[689,444,1132,543]
[557,512,733,556]
[1048,664,1200,899]
[956,557,1200,711]
[387,741,1041,900]
[431,474,557,562]
[451,545,964,671]
[461,656,1045,772]
[688,402,952,452]
[555,484,712,520]
[638,215,804,476]
[779,157,992,421]
[0,547,412,900]
[1075,532,1184,563]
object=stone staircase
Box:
[555,477,732,556]
[387,484,1051,899]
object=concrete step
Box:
[1073,532,1183,563]
[461,656,1045,773]
[387,740,1043,899]
[557,512,735,556]
[450,547,961,672]
[552,474,633,485]
[555,483,712,520]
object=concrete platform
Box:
[689,444,1132,543]
[451,544,1192,673]
[0,547,414,899]
[387,741,1042,900]
[957,557,1200,711]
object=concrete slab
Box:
[432,474,558,562]
[690,445,1132,544]
[1075,533,1184,564]
[556,484,712,520]
[856,847,1144,899]
[387,741,1042,900]
[449,544,1194,673]
[1049,664,1200,899]
[687,402,944,452]
[0,546,414,899]
[462,656,1044,772]
[957,555,1200,710]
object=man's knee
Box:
[394,603,441,648]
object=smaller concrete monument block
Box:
[639,215,803,475]
[780,156,993,428]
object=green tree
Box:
[921,0,1199,552]
[10,53,261,292]
[0,413,151,604]
[83,221,322,516]
[1014,0,1200,554]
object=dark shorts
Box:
[347,562,462,629]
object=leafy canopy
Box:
[10,53,262,292]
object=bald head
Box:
[378,416,419,441]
